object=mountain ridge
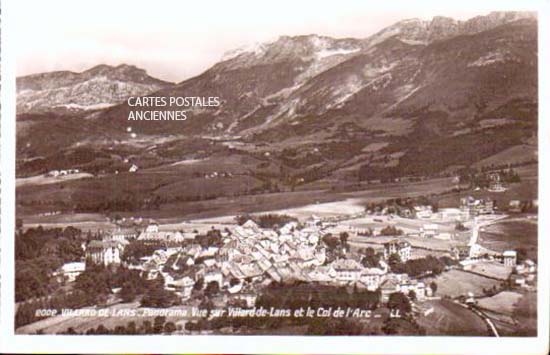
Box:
[16,12,538,185]
[17,64,173,113]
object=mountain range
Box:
[16,12,538,197]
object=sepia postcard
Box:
[0,0,549,353]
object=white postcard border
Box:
[1,0,549,354]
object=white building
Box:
[503,250,517,267]
[85,240,122,266]
[383,240,411,261]
[359,268,386,291]
[167,276,195,300]
[329,259,363,282]
[228,292,257,307]
[420,224,439,238]
[55,262,86,283]
[204,270,224,288]
[414,206,433,219]
[138,223,184,243]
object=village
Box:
[45,189,538,335]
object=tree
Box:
[62,226,81,239]
[515,247,529,263]
[388,253,402,268]
[141,275,177,308]
[126,321,137,335]
[430,281,438,295]
[361,247,381,268]
[153,316,166,334]
[382,318,400,335]
[120,281,137,302]
[387,292,411,315]
[205,281,220,297]
[380,225,403,236]
[142,320,153,334]
[16,218,23,231]
[164,321,177,334]
[74,266,112,303]
[58,238,84,262]
[66,327,77,335]
[194,277,204,290]
[339,232,349,246]
[96,324,108,334]
[455,222,468,231]
[322,234,340,251]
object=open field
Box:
[340,214,460,235]
[416,299,489,336]
[21,213,115,232]
[267,198,365,219]
[425,270,502,298]
[348,233,464,252]
[479,217,538,261]
[477,291,537,336]
[260,177,455,221]
[18,175,458,226]
[473,145,537,168]
[504,292,537,336]
[16,172,94,188]
[463,261,513,280]
[477,291,523,314]
[435,164,537,210]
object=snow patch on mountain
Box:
[57,103,116,110]
[468,50,511,67]
[328,75,364,108]
[317,47,360,58]
[398,38,428,45]
[363,60,398,78]
[221,42,268,61]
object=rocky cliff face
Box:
[367,11,535,45]
[17,64,173,113]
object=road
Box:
[453,300,500,337]
[470,306,500,337]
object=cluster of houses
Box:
[54,216,434,306]
[508,199,538,213]
[131,218,431,302]
[385,197,496,222]
[511,259,537,289]
[460,196,495,217]
[52,202,536,311]
[406,223,455,240]
[136,222,187,243]
[453,244,519,266]
[203,171,233,180]
[366,199,494,224]
[45,169,80,177]
[413,205,433,219]
[487,175,507,192]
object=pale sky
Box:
[13,0,532,82]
